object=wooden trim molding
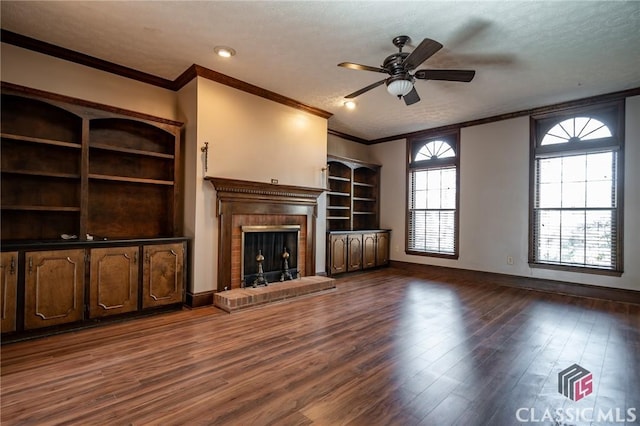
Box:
[389,261,640,305]
[185,291,214,308]
[205,177,324,292]
[327,129,370,145]
[2,30,332,120]
[205,177,325,204]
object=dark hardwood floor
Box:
[2,266,639,425]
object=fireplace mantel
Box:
[205,177,324,205]
[205,177,325,291]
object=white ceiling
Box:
[2,1,639,141]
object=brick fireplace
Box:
[206,177,324,292]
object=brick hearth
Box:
[214,276,335,312]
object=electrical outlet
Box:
[507,255,514,265]
[271,178,278,184]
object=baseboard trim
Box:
[185,291,214,308]
[389,261,640,305]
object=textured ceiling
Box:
[1,1,639,141]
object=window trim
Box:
[406,129,460,259]
[528,100,625,276]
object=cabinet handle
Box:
[10,256,16,275]
[170,249,177,256]
[28,257,33,274]
[134,252,138,264]
[145,252,150,263]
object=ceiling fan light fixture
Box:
[386,78,413,97]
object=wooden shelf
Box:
[326,156,380,232]
[327,216,350,220]
[1,88,182,242]
[1,132,81,149]
[90,143,175,159]
[2,205,80,212]
[1,169,80,179]
[89,174,174,186]
[327,191,350,197]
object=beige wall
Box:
[368,97,640,291]
[327,133,373,162]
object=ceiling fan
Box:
[338,35,476,106]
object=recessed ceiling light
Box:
[214,46,236,58]
[344,101,356,110]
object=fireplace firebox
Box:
[241,225,300,287]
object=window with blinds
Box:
[530,101,624,274]
[407,131,459,258]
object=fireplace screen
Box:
[241,225,300,287]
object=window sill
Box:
[529,262,623,277]
[406,250,459,260]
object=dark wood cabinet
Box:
[362,233,377,269]
[142,243,185,309]
[1,252,18,333]
[327,234,348,275]
[89,246,139,318]
[24,249,85,330]
[327,230,390,276]
[347,234,363,272]
[376,231,390,266]
[2,239,187,341]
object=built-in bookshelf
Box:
[326,155,380,231]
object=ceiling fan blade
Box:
[344,79,386,99]
[403,87,420,106]
[403,38,443,70]
[414,69,476,82]
[338,62,388,74]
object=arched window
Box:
[414,140,456,160]
[541,117,612,145]
[530,102,623,274]
[407,131,459,257]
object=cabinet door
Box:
[24,249,85,330]
[142,243,184,308]
[90,247,139,318]
[376,231,390,266]
[328,234,348,275]
[1,252,18,333]
[362,233,377,269]
[347,234,363,272]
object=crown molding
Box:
[369,86,640,144]
[327,129,370,145]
